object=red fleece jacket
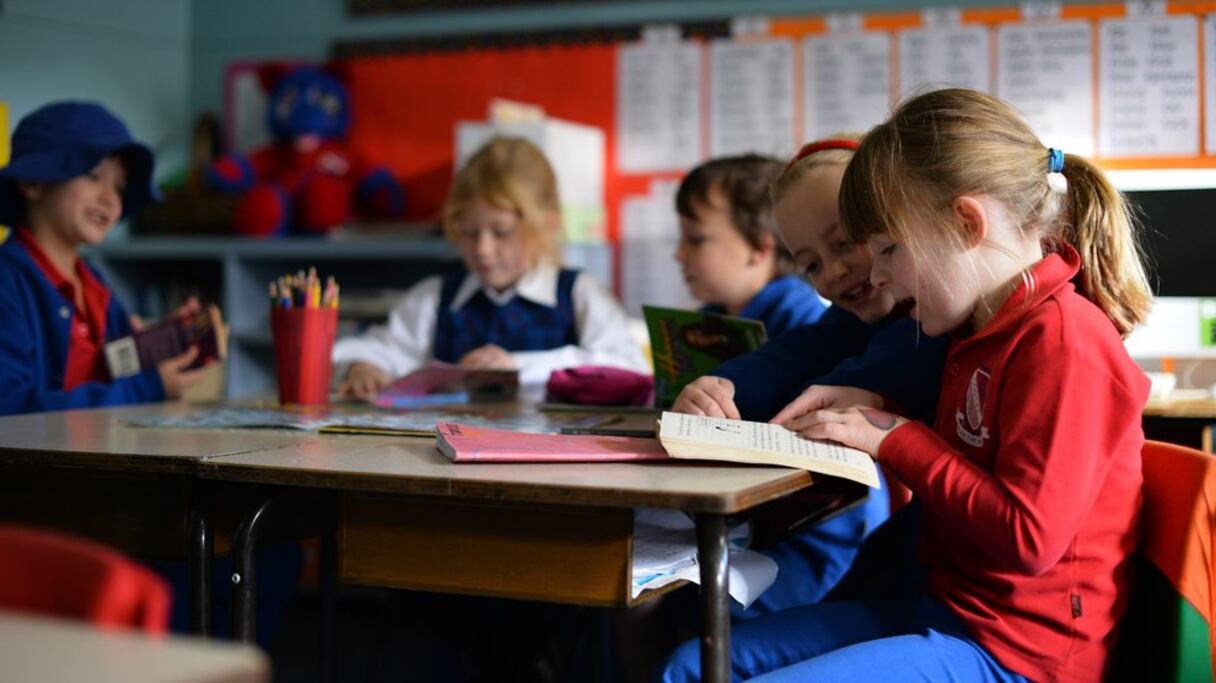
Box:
[879,245,1149,682]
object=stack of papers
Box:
[125,407,588,436]
[631,509,777,608]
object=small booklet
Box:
[374,362,519,408]
[643,305,767,408]
[657,411,881,489]
[435,422,670,463]
[105,304,227,379]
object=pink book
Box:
[435,422,670,463]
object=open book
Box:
[658,412,881,489]
[104,303,227,379]
[643,305,766,408]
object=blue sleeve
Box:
[765,292,828,339]
[0,269,165,416]
[810,318,949,424]
[711,306,870,421]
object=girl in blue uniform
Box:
[335,136,644,398]
[0,101,207,416]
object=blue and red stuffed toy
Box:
[207,63,405,237]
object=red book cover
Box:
[435,422,669,463]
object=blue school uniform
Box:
[702,274,826,338]
[432,267,579,362]
[0,236,164,416]
[712,308,949,617]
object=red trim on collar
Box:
[962,244,1082,344]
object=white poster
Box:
[1098,15,1199,157]
[617,42,703,173]
[803,32,892,141]
[997,20,1095,157]
[620,183,696,316]
[709,39,796,158]
[1205,15,1216,155]
[898,25,992,100]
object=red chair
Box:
[1111,440,1216,681]
[0,524,171,633]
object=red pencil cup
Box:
[271,307,338,405]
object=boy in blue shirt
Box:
[675,154,826,338]
[0,101,207,415]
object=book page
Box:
[659,412,878,486]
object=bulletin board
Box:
[224,1,1216,305]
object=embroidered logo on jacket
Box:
[956,365,992,448]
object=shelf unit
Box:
[87,237,613,398]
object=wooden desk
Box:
[0,403,817,683]
[1143,396,1216,451]
[0,610,268,683]
[0,404,401,635]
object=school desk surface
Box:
[0,401,821,683]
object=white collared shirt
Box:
[332,264,647,385]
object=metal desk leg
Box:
[231,497,274,643]
[187,484,214,637]
[696,513,730,683]
[320,518,338,683]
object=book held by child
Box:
[643,305,766,407]
[105,304,227,379]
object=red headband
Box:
[782,138,861,175]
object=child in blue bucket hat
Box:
[0,101,209,414]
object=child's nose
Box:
[870,262,890,289]
[475,230,495,254]
[100,186,120,209]
[828,259,850,283]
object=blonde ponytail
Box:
[1054,154,1152,337]
[839,88,1153,338]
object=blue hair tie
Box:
[1048,148,1064,174]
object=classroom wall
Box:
[189,0,1014,119]
[0,0,192,185]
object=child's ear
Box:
[750,232,777,265]
[952,196,988,248]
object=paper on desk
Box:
[631,509,777,608]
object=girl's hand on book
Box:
[790,406,907,458]
[339,362,391,401]
[672,377,740,420]
[771,386,884,429]
[158,346,209,399]
[459,344,515,371]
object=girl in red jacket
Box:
[663,88,1152,683]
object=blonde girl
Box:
[335,136,645,396]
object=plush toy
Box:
[207,63,405,237]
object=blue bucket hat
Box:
[0,101,161,226]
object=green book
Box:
[643,305,767,408]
